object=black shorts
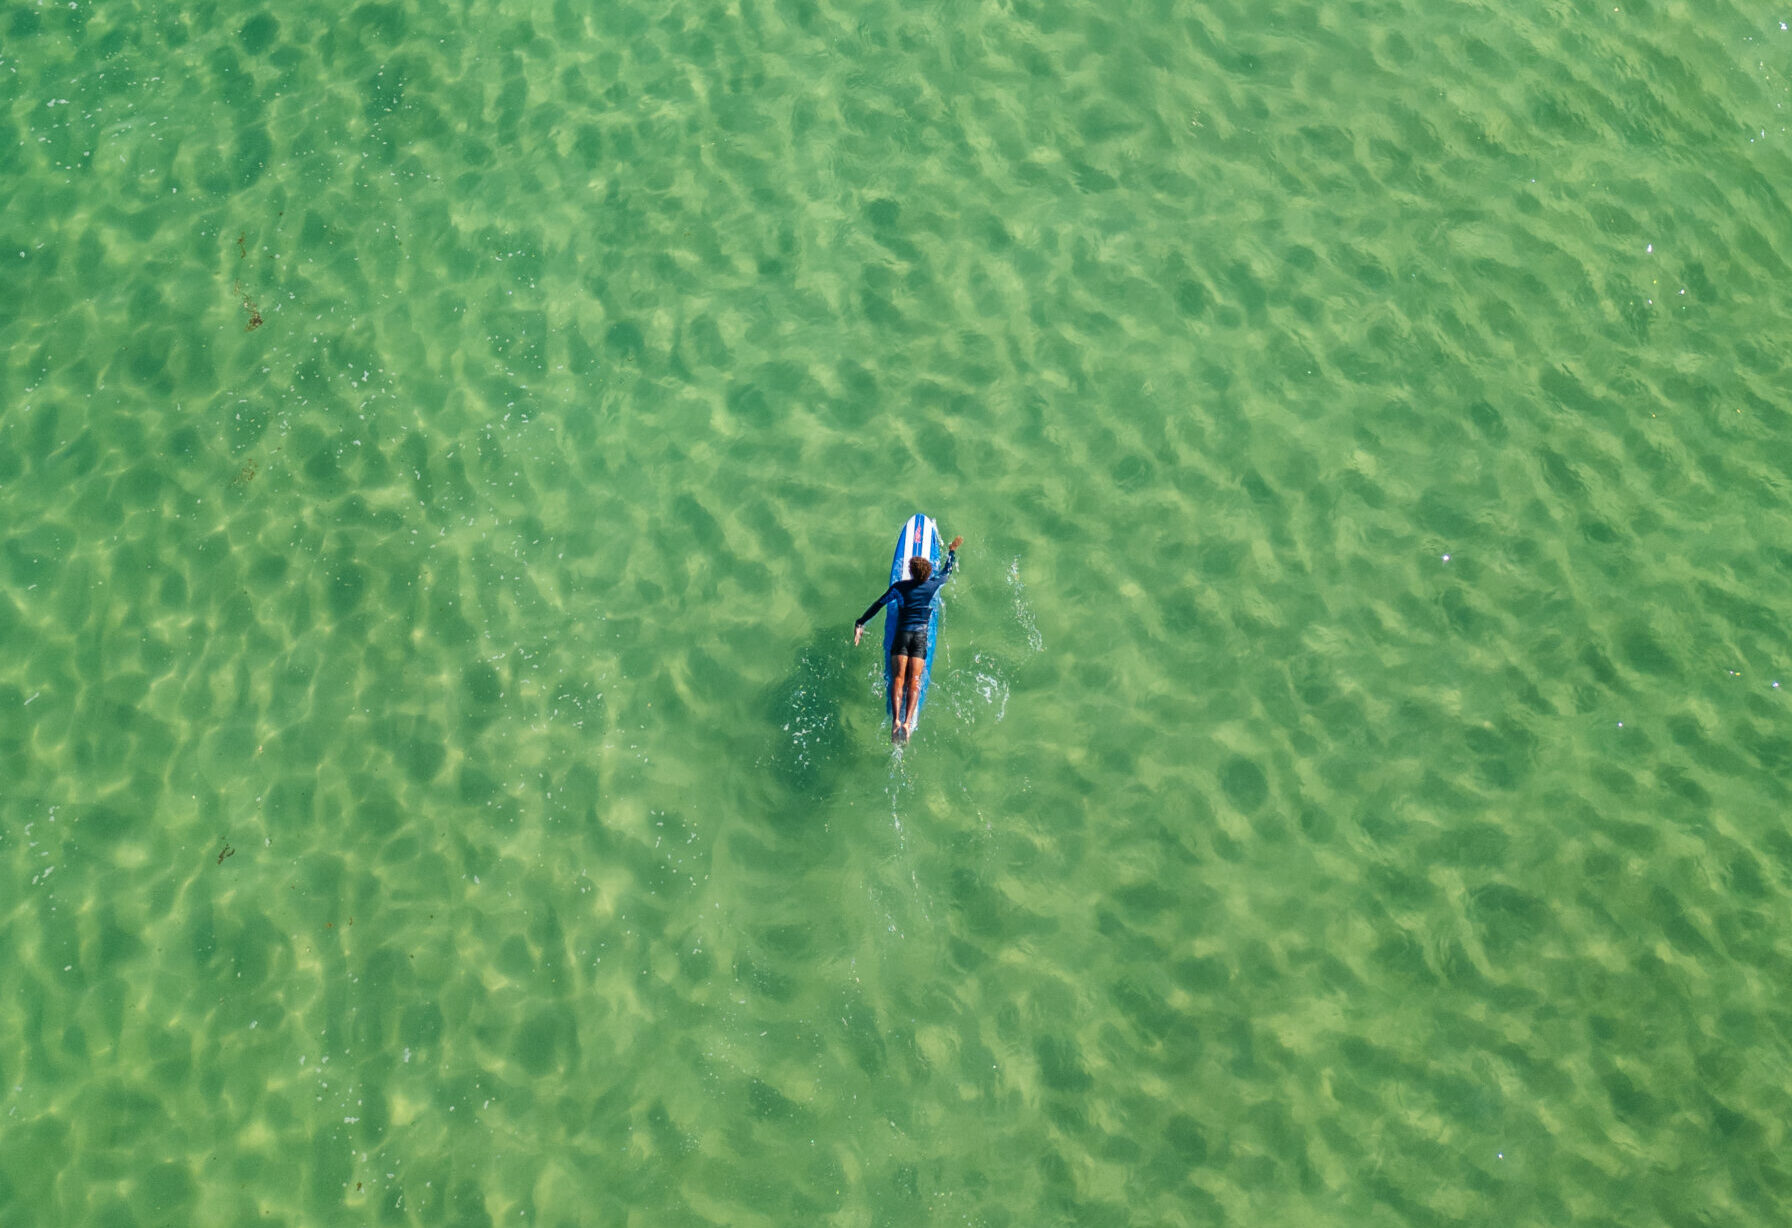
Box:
[891,627,928,659]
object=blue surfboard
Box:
[885,513,944,731]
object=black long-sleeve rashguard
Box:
[855,551,957,633]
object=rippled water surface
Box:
[5,1,1792,1224]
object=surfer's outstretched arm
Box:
[938,538,962,582]
[853,585,898,645]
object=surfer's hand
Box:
[949,536,963,552]
[853,624,863,646]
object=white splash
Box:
[972,653,1010,722]
[1008,557,1044,652]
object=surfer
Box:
[854,535,963,740]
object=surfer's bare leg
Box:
[902,656,923,735]
[896,656,924,731]
[890,654,914,736]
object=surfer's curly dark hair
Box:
[908,556,933,582]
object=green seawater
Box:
[4,1,1792,1224]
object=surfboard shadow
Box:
[763,631,869,808]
